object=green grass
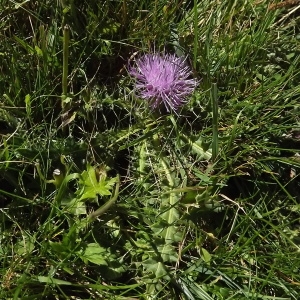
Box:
[1,0,300,299]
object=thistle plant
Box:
[129,53,198,112]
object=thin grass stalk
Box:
[211,83,219,162]
[61,24,69,111]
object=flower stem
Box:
[88,174,120,221]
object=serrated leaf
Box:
[49,241,67,253]
[153,155,182,262]
[179,134,212,160]
[151,220,182,243]
[98,260,127,280]
[62,197,86,215]
[80,243,108,265]
[79,165,117,200]
[157,244,178,263]
[49,241,70,260]
[142,259,168,279]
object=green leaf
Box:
[34,45,43,57]
[179,134,212,160]
[49,241,68,253]
[15,234,35,255]
[79,243,108,265]
[142,259,168,279]
[200,248,211,263]
[48,241,69,260]
[98,260,127,280]
[37,276,72,285]
[25,94,31,116]
[78,165,117,200]
[62,197,86,215]
[157,244,178,263]
[14,35,34,54]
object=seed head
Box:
[129,53,198,112]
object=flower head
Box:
[129,53,198,112]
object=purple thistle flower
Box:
[129,53,198,112]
